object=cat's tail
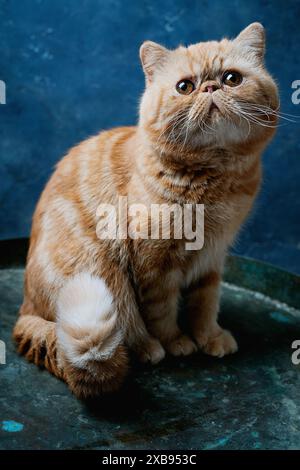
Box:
[13,273,128,399]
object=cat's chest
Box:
[133,224,228,292]
[131,169,254,290]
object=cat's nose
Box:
[201,81,220,93]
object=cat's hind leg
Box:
[14,272,128,398]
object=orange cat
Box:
[13,23,278,398]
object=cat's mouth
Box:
[206,101,221,123]
[208,102,220,114]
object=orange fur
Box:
[13,23,278,398]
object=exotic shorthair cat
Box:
[14,23,278,398]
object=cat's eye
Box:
[222,70,243,87]
[176,79,195,95]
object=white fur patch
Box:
[56,272,122,368]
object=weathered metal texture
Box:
[0,239,299,450]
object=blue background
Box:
[0,0,299,273]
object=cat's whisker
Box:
[229,102,279,134]
[238,112,279,128]
[155,111,189,153]
[241,113,286,129]
[228,106,252,138]
[231,102,282,129]
[188,103,216,134]
[235,100,300,123]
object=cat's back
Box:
[32,125,137,234]
[22,126,137,317]
[49,125,136,197]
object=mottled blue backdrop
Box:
[0,0,299,273]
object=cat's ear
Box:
[234,23,265,64]
[140,41,169,82]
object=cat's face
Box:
[139,23,279,153]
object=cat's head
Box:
[139,23,279,155]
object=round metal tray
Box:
[0,238,300,450]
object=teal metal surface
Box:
[0,239,299,449]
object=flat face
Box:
[1,267,300,450]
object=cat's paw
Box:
[197,328,238,358]
[166,334,197,357]
[136,337,166,364]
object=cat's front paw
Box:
[196,328,238,358]
[136,337,166,364]
[166,334,197,357]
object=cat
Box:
[13,23,278,398]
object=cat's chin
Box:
[187,117,248,149]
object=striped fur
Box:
[14,23,278,398]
